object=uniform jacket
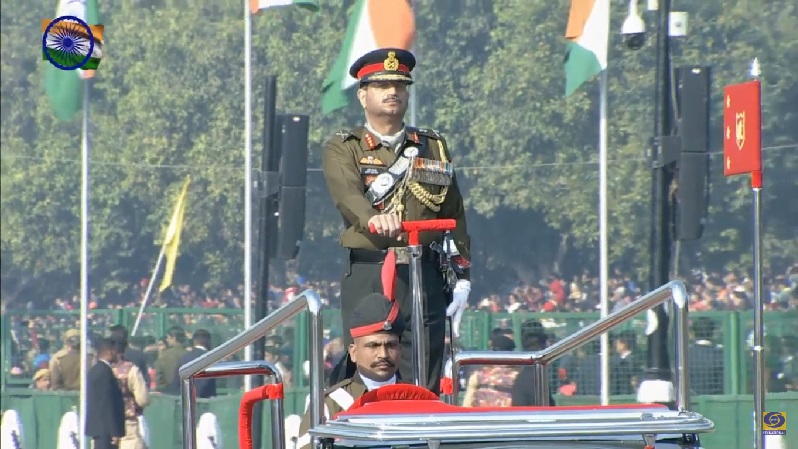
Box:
[50,348,82,391]
[296,373,378,449]
[112,360,150,420]
[154,344,186,393]
[322,126,471,279]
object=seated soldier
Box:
[296,293,404,449]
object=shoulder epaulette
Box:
[334,129,358,141]
[326,377,354,393]
[413,127,443,140]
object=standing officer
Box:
[50,329,83,391]
[322,48,471,394]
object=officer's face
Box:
[349,333,401,382]
[358,81,410,118]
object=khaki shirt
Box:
[322,126,471,279]
[295,375,369,449]
[50,348,81,391]
[127,364,150,408]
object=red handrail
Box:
[368,219,456,245]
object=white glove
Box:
[446,279,471,337]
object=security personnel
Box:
[50,329,82,391]
[110,336,150,449]
[296,293,404,449]
[323,48,472,394]
[154,326,187,393]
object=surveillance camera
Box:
[622,0,646,50]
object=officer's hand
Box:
[368,214,403,238]
[446,280,471,337]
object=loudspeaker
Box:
[676,66,711,153]
[676,152,710,241]
[276,187,306,259]
[279,115,310,188]
[276,114,310,259]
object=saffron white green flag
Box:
[249,0,318,14]
[564,0,609,96]
[321,0,415,115]
[43,0,102,121]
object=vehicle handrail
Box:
[179,289,325,449]
[449,280,689,411]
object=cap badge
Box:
[384,51,399,71]
[383,320,392,331]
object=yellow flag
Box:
[159,177,191,292]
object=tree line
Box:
[1,0,796,301]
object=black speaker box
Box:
[279,115,310,188]
[676,66,711,153]
[276,186,306,259]
[676,152,710,241]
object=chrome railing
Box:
[449,280,690,411]
[179,289,325,449]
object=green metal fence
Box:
[2,308,797,396]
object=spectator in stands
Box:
[32,339,51,370]
[611,330,643,395]
[109,325,150,387]
[32,368,50,391]
[172,329,216,398]
[264,346,292,388]
[688,317,724,395]
[154,326,187,393]
[50,329,83,391]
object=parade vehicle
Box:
[178,220,715,449]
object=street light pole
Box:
[640,0,677,407]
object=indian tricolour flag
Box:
[564,0,609,96]
[43,0,102,121]
[249,0,319,15]
[321,0,415,115]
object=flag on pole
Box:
[159,177,191,293]
[249,0,319,14]
[321,0,415,114]
[44,0,102,121]
[723,80,762,176]
[564,0,610,96]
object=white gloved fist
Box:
[446,279,471,337]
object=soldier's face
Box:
[349,333,401,382]
[358,82,409,118]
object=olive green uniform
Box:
[295,375,368,449]
[323,126,471,394]
[154,344,186,392]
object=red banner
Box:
[723,80,762,176]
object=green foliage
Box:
[1,0,796,300]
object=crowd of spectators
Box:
[3,263,796,396]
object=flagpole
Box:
[598,70,610,407]
[78,78,92,449]
[131,247,167,336]
[243,0,254,392]
[408,0,417,127]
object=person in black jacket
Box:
[108,325,150,386]
[85,337,125,449]
[511,321,556,406]
[171,329,216,398]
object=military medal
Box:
[409,157,453,186]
